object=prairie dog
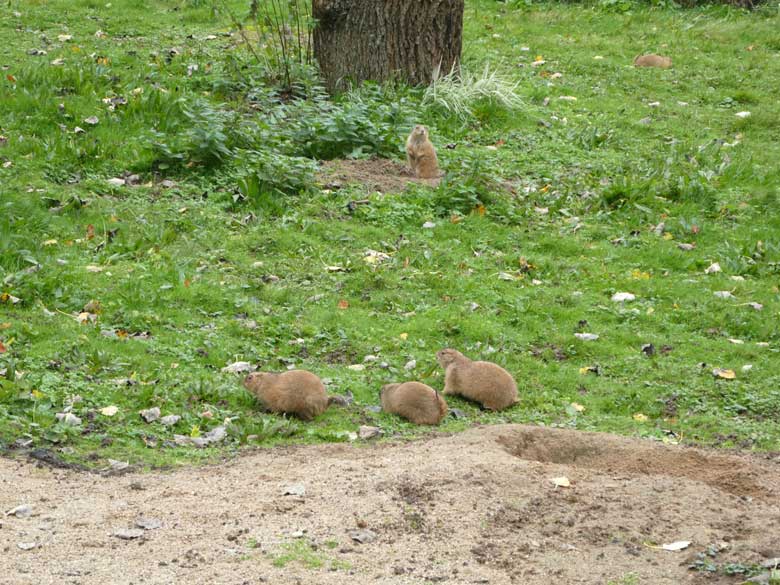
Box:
[243,370,334,421]
[633,54,672,69]
[405,125,440,179]
[380,381,448,425]
[436,349,518,411]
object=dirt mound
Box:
[499,425,773,499]
[318,158,440,193]
[1,425,779,584]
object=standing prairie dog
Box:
[633,54,672,69]
[243,370,337,421]
[380,381,448,425]
[436,349,518,411]
[406,125,440,179]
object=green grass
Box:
[1,0,779,468]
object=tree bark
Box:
[312,0,464,93]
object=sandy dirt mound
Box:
[318,159,440,193]
[1,425,779,585]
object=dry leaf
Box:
[399,333,408,341]
[100,405,118,417]
[0,341,6,353]
[704,262,721,274]
[633,413,648,422]
[551,476,570,488]
[712,368,736,380]
[714,291,735,299]
[337,299,349,310]
[662,541,691,551]
[570,402,585,413]
[611,292,636,302]
[574,333,599,341]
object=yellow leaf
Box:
[42,239,58,246]
[631,269,651,280]
[662,232,674,240]
[399,333,408,341]
[713,368,736,380]
[0,323,11,330]
[570,402,585,412]
[633,413,648,422]
[31,389,44,399]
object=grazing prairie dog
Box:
[436,349,518,411]
[633,54,672,69]
[380,381,448,425]
[243,370,335,421]
[405,124,440,179]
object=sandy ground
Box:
[1,424,779,585]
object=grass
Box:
[1,0,779,468]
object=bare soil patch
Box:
[318,158,440,193]
[1,425,779,584]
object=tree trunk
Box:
[312,0,464,93]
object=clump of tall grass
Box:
[422,64,524,119]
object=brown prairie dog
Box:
[436,349,518,411]
[243,370,334,421]
[380,381,448,425]
[406,124,440,179]
[633,54,672,69]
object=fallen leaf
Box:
[5,504,32,518]
[570,402,585,412]
[677,243,695,251]
[337,299,349,310]
[347,364,365,372]
[704,262,721,274]
[742,364,753,372]
[160,414,180,426]
[100,405,118,417]
[57,34,73,42]
[404,359,416,371]
[611,292,636,302]
[579,365,600,375]
[399,333,408,340]
[85,265,104,273]
[113,528,144,540]
[107,178,125,187]
[735,111,751,119]
[551,476,570,488]
[7,74,17,83]
[348,529,377,544]
[714,291,735,299]
[220,361,254,374]
[0,293,22,304]
[83,116,99,125]
[633,413,648,422]
[574,333,599,341]
[358,425,382,440]
[139,407,161,423]
[748,302,763,311]
[558,95,577,101]
[283,484,306,497]
[422,221,436,229]
[662,541,691,552]
[135,517,162,530]
[712,368,736,380]
[55,412,82,426]
[0,341,6,354]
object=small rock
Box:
[358,426,382,440]
[365,405,382,414]
[404,359,416,371]
[17,542,37,550]
[139,407,160,423]
[735,111,751,119]
[113,528,144,540]
[714,291,735,299]
[159,415,180,426]
[160,179,177,189]
[677,243,696,251]
[422,222,436,229]
[347,364,365,372]
[83,116,99,125]
[282,484,306,497]
[574,333,599,341]
[705,262,721,274]
[106,459,129,472]
[107,177,125,187]
[348,529,377,544]
[135,517,162,530]
[748,302,763,311]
